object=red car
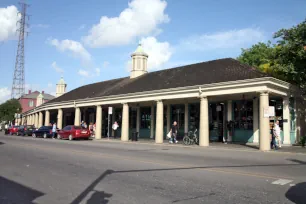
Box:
[57,125,90,141]
[8,126,19,135]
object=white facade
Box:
[56,77,67,97]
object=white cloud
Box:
[51,61,64,73]
[78,69,89,77]
[127,36,172,71]
[48,38,92,63]
[78,24,86,30]
[83,0,169,47]
[180,28,265,51]
[0,5,20,42]
[0,87,11,104]
[95,68,101,76]
[103,61,110,68]
[47,83,53,88]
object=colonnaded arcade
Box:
[19,44,305,151]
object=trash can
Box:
[132,132,138,141]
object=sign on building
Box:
[108,107,113,115]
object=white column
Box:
[112,108,115,136]
[227,100,232,142]
[283,97,291,145]
[155,100,164,144]
[259,92,270,151]
[45,110,50,126]
[74,107,81,126]
[184,103,189,134]
[35,113,39,127]
[121,103,129,141]
[253,97,259,143]
[167,104,171,132]
[150,105,155,139]
[136,107,140,136]
[95,105,102,140]
[38,112,43,128]
[199,96,209,147]
[57,109,63,129]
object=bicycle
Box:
[183,129,198,145]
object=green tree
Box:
[273,19,306,88]
[0,99,22,122]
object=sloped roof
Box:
[22,91,55,100]
[46,58,269,104]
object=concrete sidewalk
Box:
[96,137,306,154]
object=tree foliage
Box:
[237,19,306,91]
[0,99,22,122]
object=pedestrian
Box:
[89,122,93,136]
[81,121,84,128]
[112,121,119,138]
[52,122,57,139]
[93,123,96,137]
[271,120,280,150]
[170,121,178,144]
[84,122,88,129]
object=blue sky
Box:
[0,0,305,103]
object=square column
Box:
[136,107,140,136]
[74,107,81,126]
[45,110,50,126]
[38,112,43,128]
[95,105,102,140]
[283,97,291,145]
[166,104,171,132]
[57,109,63,129]
[199,96,209,147]
[150,105,155,139]
[155,100,164,144]
[259,92,270,151]
[253,97,259,143]
[184,103,189,134]
[121,103,129,141]
[227,100,232,142]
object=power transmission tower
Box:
[11,1,30,99]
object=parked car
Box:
[8,126,19,135]
[32,126,55,138]
[57,125,90,140]
[17,125,35,136]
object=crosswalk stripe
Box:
[272,179,293,185]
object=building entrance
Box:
[209,103,225,142]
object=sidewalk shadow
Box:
[285,182,306,204]
[0,142,4,145]
[0,176,44,203]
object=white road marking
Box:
[272,179,293,185]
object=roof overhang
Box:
[22,77,295,115]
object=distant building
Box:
[19,90,55,113]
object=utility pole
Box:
[11,1,30,99]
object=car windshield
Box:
[74,126,82,129]
[26,125,34,128]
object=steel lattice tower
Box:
[11,1,29,99]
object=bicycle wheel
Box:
[183,136,191,145]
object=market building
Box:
[21,44,306,151]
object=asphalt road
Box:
[0,133,306,204]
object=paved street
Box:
[0,133,306,204]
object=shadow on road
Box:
[0,176,44,204]
[70,170,113,204]
[0,142,4,145]
[285,182,306,204]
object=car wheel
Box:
[68,134,73,141]
[57,134,61,140]
[43,133,47,139]
[32,133,36,138]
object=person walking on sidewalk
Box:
[112,121,119,138]
[170,121,178,144]
[52,123,57,139]
[272,120,281,150]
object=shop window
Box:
[141,107,151,129]
[269,99,283,129]
[233,100,253,130]
[171,105,185,129]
